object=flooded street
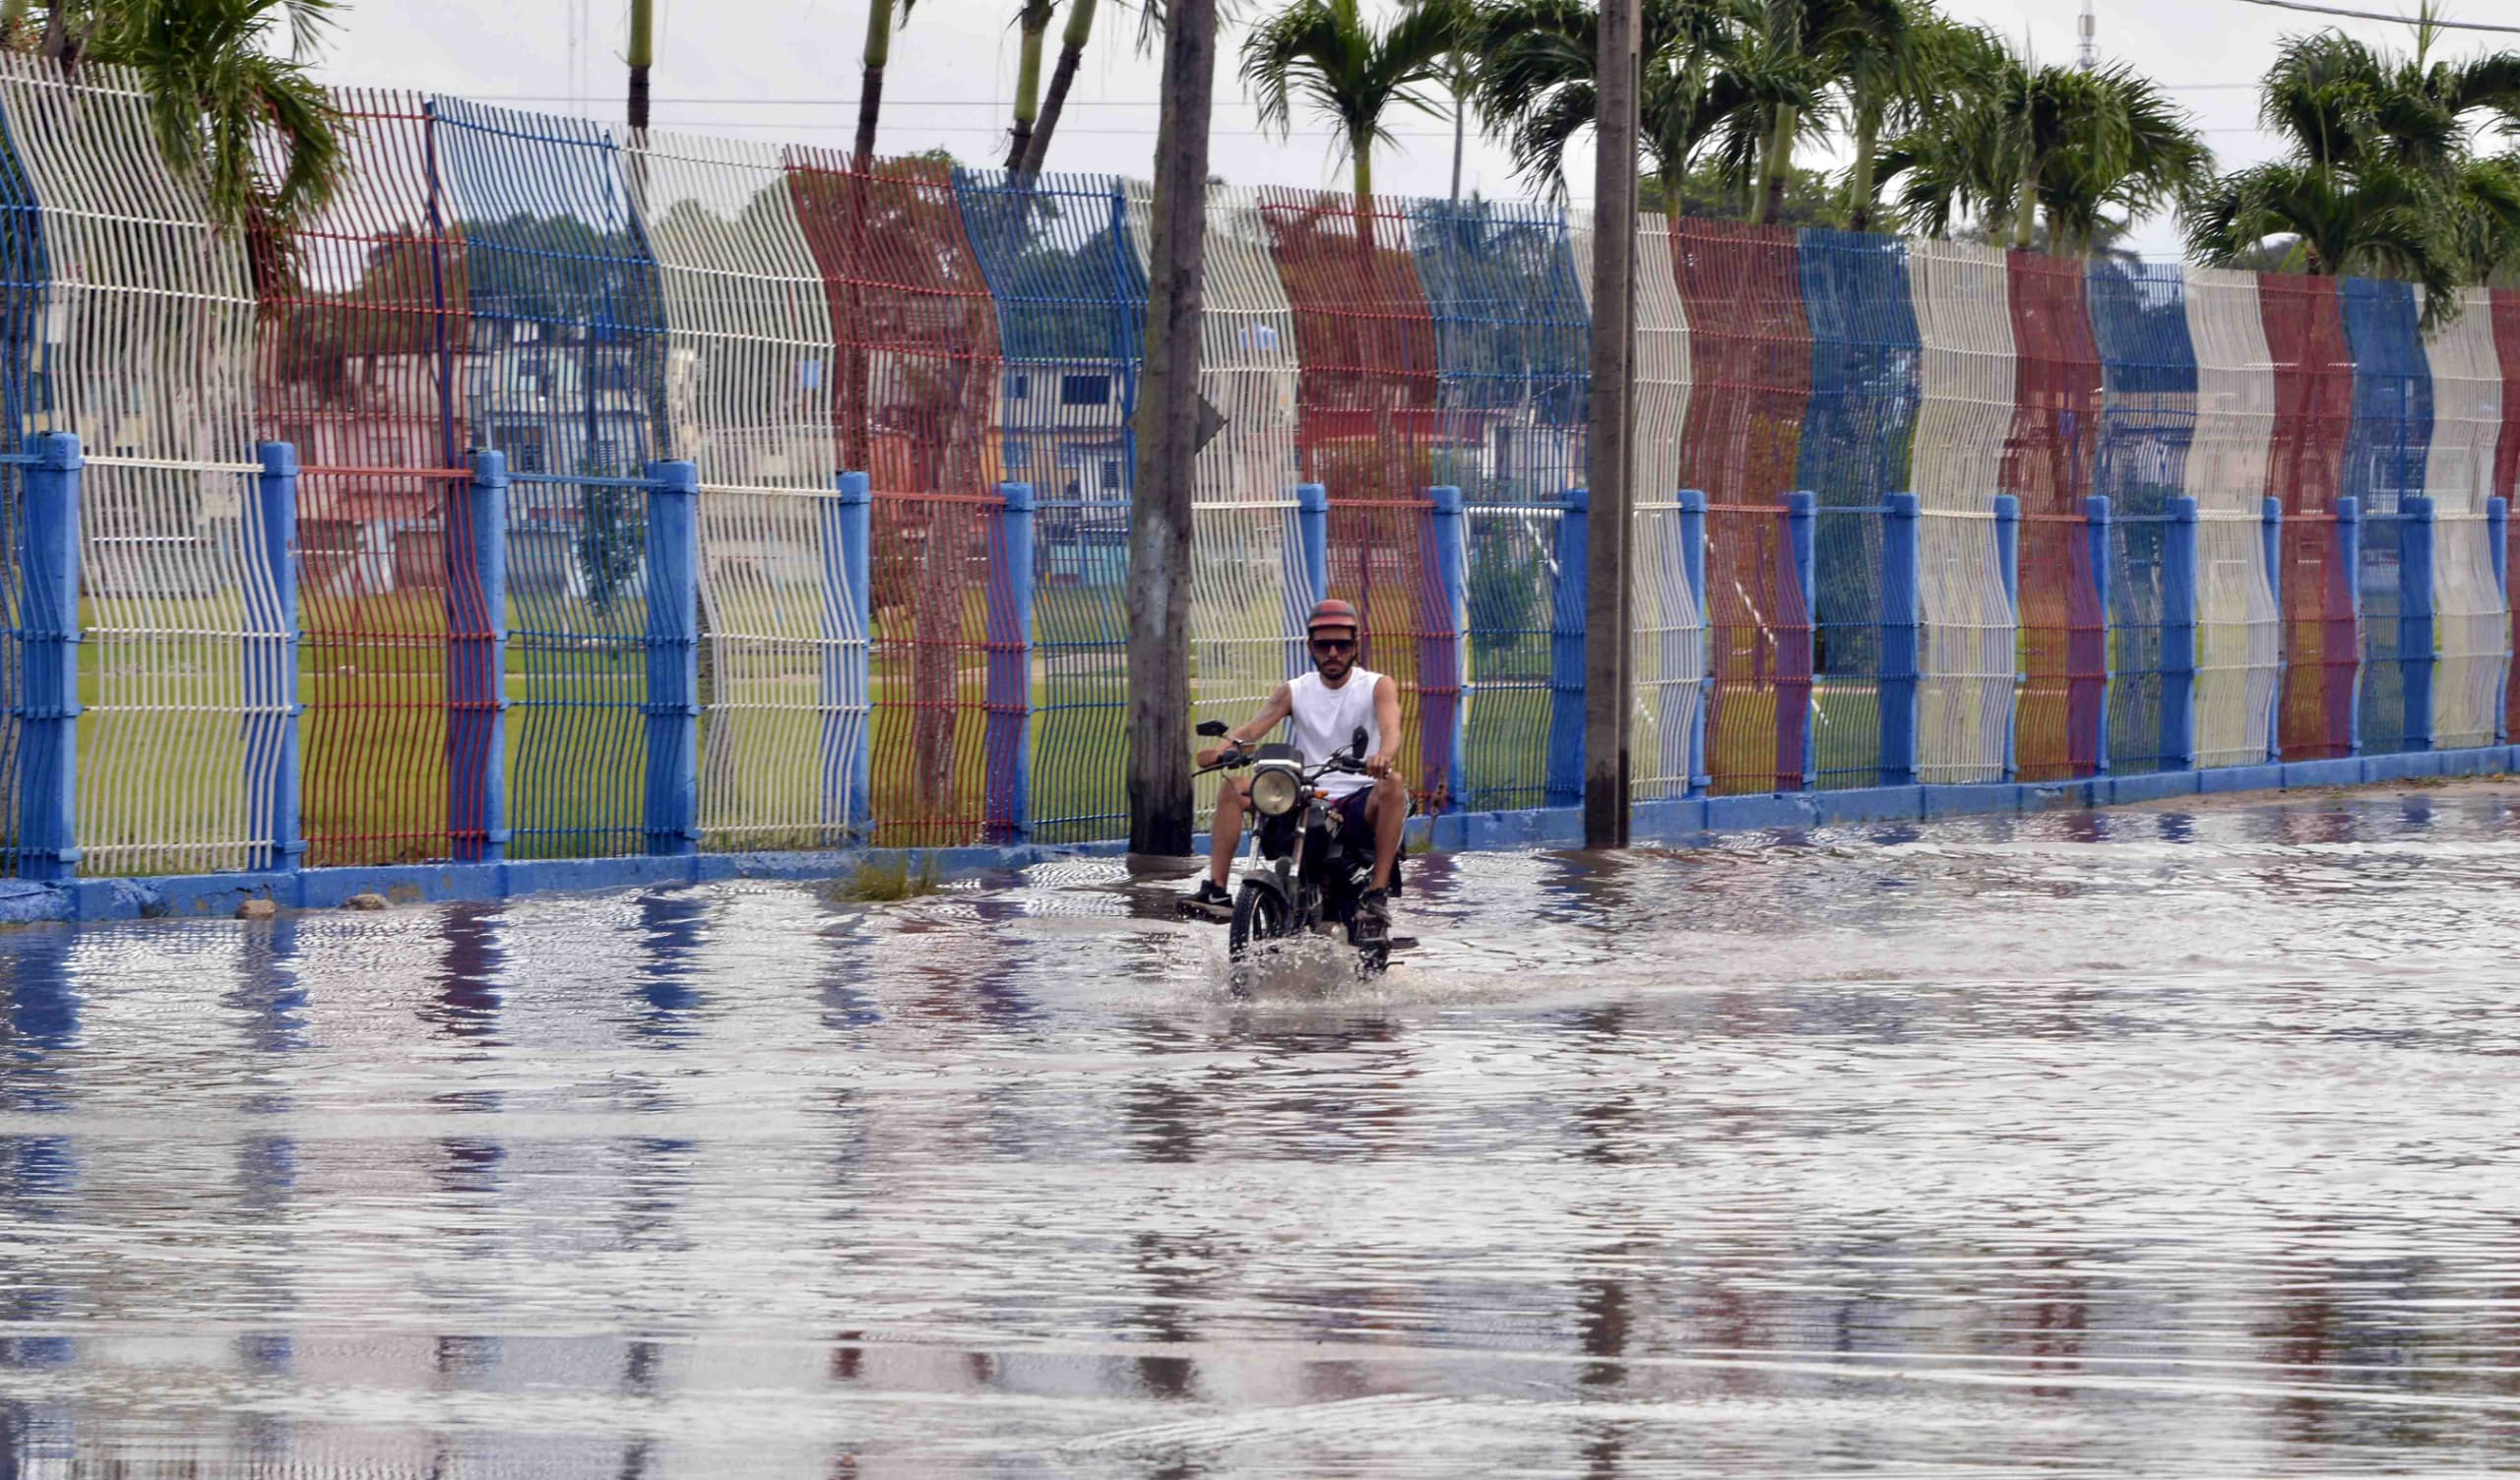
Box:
[8,785,2520,1475]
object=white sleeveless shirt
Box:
[1287,667,1383,799]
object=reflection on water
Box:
[8,786,2520,1473]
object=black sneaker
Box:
[1354,887,1391,945]
[1181,879,1234,921]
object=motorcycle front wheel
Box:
[1228,881,1292,958]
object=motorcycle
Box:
[1184,718,1407,977]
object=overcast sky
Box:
[309,0,2506,258]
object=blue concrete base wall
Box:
[13,746,2513,925]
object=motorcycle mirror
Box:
[1195,719,1229,738]
[1351,725,1368,756]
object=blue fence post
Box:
[2338,496,2363,757]
[1880,492,1922,787]
[1293,481,1329,679]
[2401,494,2436,752]
[1545,486,1588,809]
[643,461,701,857]
[248,442,305,873]
[830,470,873,835]
[2161,495,2200,773]
[1992,494,2021,782]
[1787,490,1818,791]
[1426,484,1470,812]
[985,481,1036,844]
[18,432,80,882]
[2490,495,2510,746]
[450,449,509,865]
[1678,489,1712,798]
[2085,495,2113,775]
[2262,496,2285,761]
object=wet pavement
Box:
[7,783,2520,1475]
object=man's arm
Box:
[1196,683,1292,767]
[1366,674,1404,778]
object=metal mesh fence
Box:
[1907,240,2016,784]
[2002,251,2105,781]
[1674,220,1811,794]
[1130,184,1306,817]
[2342,278,2431,756]
[0,65,2517,873]
[1411,197,1586,809]
[960,170,1140,843]
[2498,289,2520,745]
[1798,229,1918,789]
[1626,214,1706,801]
[2261,273,2358,759]
[2425,289,2505,750]
[434,98,666,859]
[787,151,1002,845]
[627,129,859,851]
[2182,268,2282,770]
[2090,261,2197,775]
[0,92,44,871]
[1261,189,1455,808]
[0,57,272,876]
[255,91,469,868]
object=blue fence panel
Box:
[2340,278,2433,755]
[1796,229,1921,789]
[1409,197,1588,809]
[432,98,669,858]
[955,170,1143,843]
[2088,261,2199,775]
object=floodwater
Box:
[8,786,2520,1477]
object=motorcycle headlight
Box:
[1250,767,1302,817]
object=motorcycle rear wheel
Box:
[1228,881,1292,958]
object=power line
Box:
[2225,0,2520,33]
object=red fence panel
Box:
[2261,274,2357,760]
[2494,289,2520,746]
[1259,190,1455,808]
[787,152,1004,845]
[1672,220,1811,793]
[254,91,471,866]
[2001,251,2105,781]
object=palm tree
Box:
[1016,0,1098,176]
[1473,0,1761,223]
[2187,30,2520,322]
[1886,50,2206,255]
[628,0,653,131]
[1004,0,1057,172]
[15,0,345,237]
[854,0,918,167]
[1837,10,1992,232]
[1241,0,1459,203]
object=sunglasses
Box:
[1309,637,1357,655]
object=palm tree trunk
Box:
[1847,107,1879,233]
[2010,147,2040,250]
[1757,103,1797,226]
[854,0,898,169]
[1352,129,1376,250]
[1006,2,1051,174]
[1450,91,1466,203]
[1017,0,1097,178]
[627,0,654,132]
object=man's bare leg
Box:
[1209,778,1249,890]
[1366,775,1405,890]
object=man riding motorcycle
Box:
[1185,598,1407,945]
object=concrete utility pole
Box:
[1127,0,1219,860]
[627,0,654,131]
[1583,0,1640,849]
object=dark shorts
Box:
[1330,786,1374,833]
